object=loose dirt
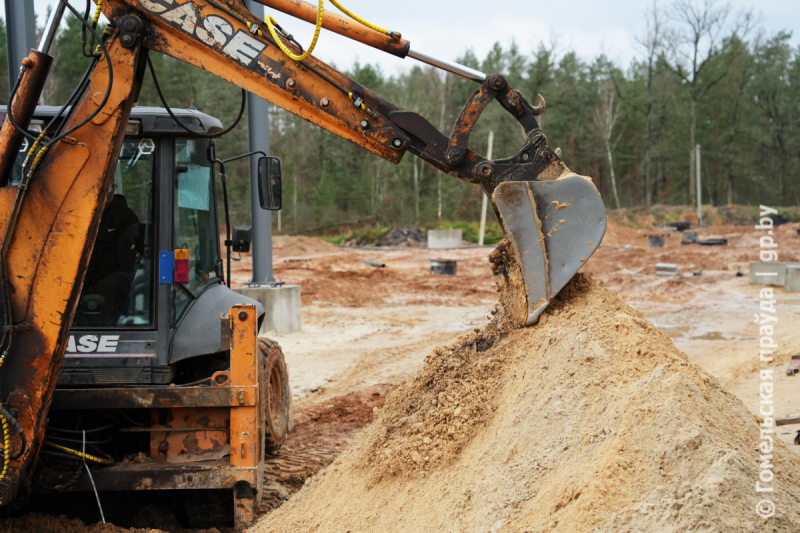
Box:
[256,274,800,532]
[0,513,220,533]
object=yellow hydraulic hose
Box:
[264,0,325,62]
[330,0,388,35]
[0,412,10,484]
[263,0,390,62]
[43,440,115,466]
[92,0,104,27]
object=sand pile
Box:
[256,274,800,532]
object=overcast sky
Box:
[4,0,799,76]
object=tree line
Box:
[0,0,797,232]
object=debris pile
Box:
[378,227,426,247]
[257,274,800,532]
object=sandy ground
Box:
[6,221,800,531]
[234,221,800,520]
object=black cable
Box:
[41,450,85,463]
[0,406,26,460]
[220,168,232,287]
[147,56,246,139]
[45,434,114,445]
[4,71,39,143]
[47,421,118,435]
[45,58,96,146]
[176,377,212,388]
[48,0,114,145]
[81,0,93,57]
[33,459,84,492]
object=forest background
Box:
[0,0,798,237]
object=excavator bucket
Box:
[493,174,607,325]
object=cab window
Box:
[74,138,156,328]
[172,138,221,323]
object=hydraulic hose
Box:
[42,441,114,466]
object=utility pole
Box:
[244,0,275,285]
[478,131,494,246]
[4,1,36,98]
[696,144,702,226]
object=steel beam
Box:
[4,0,36,98]
[245,0,275,285]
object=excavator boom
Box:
[0,0,606,513]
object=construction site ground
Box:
[5,220,800,532]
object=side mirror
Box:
[258,156,282,211]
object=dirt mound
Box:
[272,235,339,259]
[255,274,800,532]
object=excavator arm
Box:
[0,0,606,507]
[108,0,606,321]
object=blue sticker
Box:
[159,251,174,284]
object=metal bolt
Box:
[321,98,330,107]
[475,162,494,180]
[521,152,530,161]
[489,75,507,91]
[121,35,132,45]
[287,79,297,88]
[238,311,248,321]
[447,148,464,166]
[360,120,369,129]
[123,18,138,31]
[392,138,403,148]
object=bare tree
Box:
[594,82,623,209]
[636,1,665,208]
[665,0,752,203]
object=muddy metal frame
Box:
[51,304,265,528]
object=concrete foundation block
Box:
[428,230,462,249]
[786,265,800,293]
[749,261,788,287]
[233,285,301,335]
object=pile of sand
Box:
[256,274,800,532]
[272,236,339,260]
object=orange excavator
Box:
[0,0,606,529]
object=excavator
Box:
[0,0,607,530]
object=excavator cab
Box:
[1,105,291,529]
[1,105,259,386]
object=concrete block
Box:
[749,261,788,287]
[786,265,800,292]
[428,230,462,249]
[656,263,679,276]
[233,285,301,335]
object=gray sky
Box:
[6,0,799,76]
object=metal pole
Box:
[245,0,275,285]
[696,144,702,226]
[4,0,36,97]
[478,131,494,246]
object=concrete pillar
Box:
[749,261,789,287]
[233,286,302,335]
[428,230,462,249]
[786,265,800,293]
